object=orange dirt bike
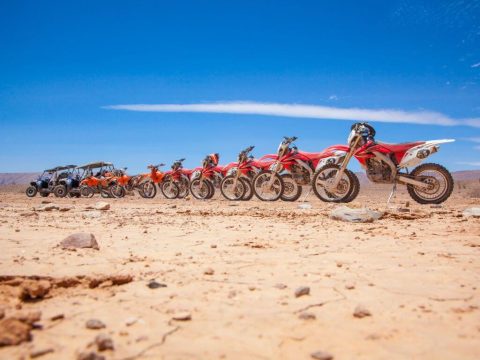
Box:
[161,159,192,199]
[109,168,138,198]
[80,172,116,198]
[139,164,166,198]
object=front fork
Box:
[330,139,359,189]
[267,162,282,188]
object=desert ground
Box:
[0,184,479,360]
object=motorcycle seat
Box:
[297,150,325,160]
[375,141,424,153]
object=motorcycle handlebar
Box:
[283,136,297,144]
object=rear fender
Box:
[399,139,455,168]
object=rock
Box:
[86,319,106,330]
[294,286,310,298]
[172,312,192,321]
[0,308,4,320]
[345,283,355,290]
[60,233,99,250]
[397,207,410,213]
[274,283,287,289]
[30,347,54,358]
[110,275,133,286]
[310,350,334,360]
[147,280,167,289]
[38,204,59,211]
[125,317,138,326]
[21,280,51,301]
[463,207,480,218]
[298,312,316,320]
[41,200,51,204]
[204,268,215,275]
[95,333,114,351]
[11,310,41,325]
[330,206,383,223]
[94,202,110,211]
[298,203,312,209]
[0,318,32,346]
[59,205,73,212]
[84,211,102,219]
[353,305,372,318]
[77,351,105,360]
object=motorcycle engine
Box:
[366,159,393,183]
[290,164,310,185]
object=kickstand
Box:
[386,182,397,208]
[301,187,312,202]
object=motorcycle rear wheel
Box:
[253,170,284,201]
[177,177,190,198]
[110,184,126,198]
[407,163,454,204]
[241,178,254,201]
[312,164,355,203]
[80,186,94,198]
[280,174,302,202]
[343,170,360,203]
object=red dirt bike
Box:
[189,153,225,199]
[220,146,275,201]
[312,122,455,204]
[161,159,192,199]
[138,164,166,199]
[253,137,359,201]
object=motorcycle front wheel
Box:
[177,177,190,199]
[80,186,94,198]
[312,164,355,202]
[190,179,213,200]
[407,163,454,204]
[110,184,126,198]
[252,170,284,201]
[220,175,246,201]
[141,181,157,199]
[160,180,179,199]
[241,178,254,201]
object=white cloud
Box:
[458,161,480,167]
[471,62,480,68]
[105,101,480,128]
[328,95,338,101]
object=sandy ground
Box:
[0,185,479,360]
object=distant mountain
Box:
[0,173,40,186]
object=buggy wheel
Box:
[54,185,67,198]
[26,186,37,197]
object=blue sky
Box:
[1,0,479,173]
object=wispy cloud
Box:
[458,161,480,167]
[464,137,480,150]
[471,62,480,68]
[105,101,480,127]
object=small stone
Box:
[77,351,105,360]
[0,318,32,346]
[86,319,106,330]
[147,280,167,289]
[60,233,99,250]
[310,350,334,360]
[125,317,138,326]
[294,286,310,298]
[248,285,256,291]
[95,333,114,351]
[274,283,287,289]
[298,312,316,320]
[210,244,217,248]
[94,202,110,211]
[172,312,192,321]
[345,283,355,290]
[353,305,372,318]
[50,314,64,321]
[30,347,54,358]
[169,205,177,209]
[37,204,59,211]
[21,280,51,301]
[463,207,480,218]
[330,206,383,223]
[59,205,73,212]
[204,268,214,275]
[11,310,42,325]
[298,203,312,209]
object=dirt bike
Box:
[138,164,166,199]
[109,168,137,198]
[189,153,225,199]
[161,159,192,199]
[312,122,455,204]
[79,170,116,198]
[220,146,274,201]
[252,137,359,202]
